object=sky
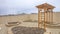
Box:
[0,0,60,15]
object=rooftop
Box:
[36,3,55,9]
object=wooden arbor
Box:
[36,3,55,30]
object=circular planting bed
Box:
[12,26,46,34]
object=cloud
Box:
[0,0,60,15]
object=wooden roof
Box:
[36,3,55,9]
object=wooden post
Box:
[38,9,42,28]
[51,9,53,24]
[44,8,47,30]
[38,8,40,28]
